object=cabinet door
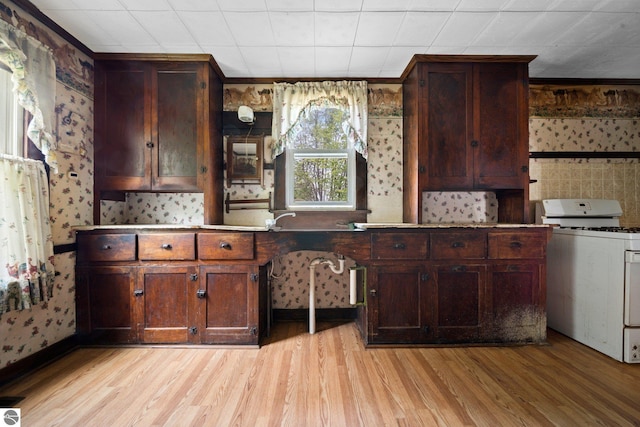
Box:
[135,265,199,344]
[367,265,431,344]
[488,263,544,342]
[76,266,137,343]
[198,265,263,345]
[152,62,203,191]
[421,63,474,190]
[95,61,151,191]
[433,264,486,342]
[473,63,528,189]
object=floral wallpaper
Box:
[422,192,498,223]
[1,0,94,368]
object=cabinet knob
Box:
[471,140,479,147]
[220,242,232,250]
[510,241,523,249]
[101,244,112,250]
[196,289,206,298]
[369,289,377,297]
[418,166,426,173]
[161,243,172,250]
[133,290,144,297]
[393,243,406,250]
[451,241,464,248]
[146,142,154,148]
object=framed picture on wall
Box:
[227,134,263,186]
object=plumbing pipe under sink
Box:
[308,255,345,334]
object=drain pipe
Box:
[308,255,345,334]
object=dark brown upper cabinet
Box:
[402,55,535,224]
[93,54,224,224]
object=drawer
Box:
[138,233,195,260]
[431,232,487,259]
[488,232,546,259]
[77,233,136,262]
[371,232,429,260]
[198,233,255,260]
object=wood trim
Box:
[530,151,640,159]
[401,54,537,80]
[0,336,77,387]
[223,77,403,84]
[53,242,76,254]
[530,78,640,86]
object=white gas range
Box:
[538,199,640,363]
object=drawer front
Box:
[431,232,487,259]
[198,233,255,260]
[488,232,546,259]
[138,233,196,260]
[371,232,429,260]
[77,234,136,262]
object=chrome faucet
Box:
[265,212,296,230]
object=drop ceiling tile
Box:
[315,12,360,46]
[505,11,590,46]
[502,0,557,11]
[217,0,269,12]
[433,12,496,46]
[203,45,249,75]
[266,0,314,11]
[456,0,512,11]
[278,47,316,76]
[118,0,172,11]
[362,0,413,11]
[83,10,156,44]
[394,11,450,45]
[474,12,538,46]
[314,0,364,12]
[37,10,117,46]
[239,46,282,76]
[407,0,462,11]
[547,0,603,11]
[355,12,406,46]
[69,0,124,10]
[167,0,220,11]
[30,0,77,10]
[131,11,195,44]
[382,46,424,72]
[178,11,236,46]
[596,0,640,12]
[223,12,276,46]
[160,44,203,53]
[315,47,352,75]
[561,11,632,45]
[270,12,315,46]
[349,46,390,73]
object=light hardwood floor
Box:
[1,321,640,426]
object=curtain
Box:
[272,81,368,159]
[0,154,55,316]
[0,19,57,171]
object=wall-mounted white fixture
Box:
[265,212,296,230]
[238,105,254,124]
[308,255,345,334]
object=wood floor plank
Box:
[2,323,640,426]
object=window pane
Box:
[290,107,349,150]
[0,68,24,157]
[293,155,348,203]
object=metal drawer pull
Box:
[510,241,523,248]
[451,241,464,248]
[133,290,144,297]
[161,243,172,250]
[101,244,112,250]
[393,243,406,250]
[196,289,206,298]
[220,242,232,250]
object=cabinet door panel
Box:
[474,63,526,188]
[137,266,199,343]
[96,63,150,190]
[76,266,137,343]
[199,265,261,345]
[434,264,486,342]
[153,63,201,191]
[423,63,473,189]
[488,263,545,342]
[368,265,431,343]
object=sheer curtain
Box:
[0,154,55,316]
[0,19,57,171]
[0,21,56,316]
[271,81,368,159]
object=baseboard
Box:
[273,308,357,322]
[0,336,78,387]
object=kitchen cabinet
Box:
[364,228,546,345]
[76,230,267,345]
[93,54,224,224]
[198,265,267,345]
[402,55,535,224]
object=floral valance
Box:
[0,154,55,317]
[272,81,368,159]
[0,19,57,171]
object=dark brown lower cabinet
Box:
[135,265,200,344]
[198,265,267,345]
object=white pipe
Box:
[308,255,345,334]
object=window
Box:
[0,66,24,156]
[272,81,368,213]
[286,106,355,209]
